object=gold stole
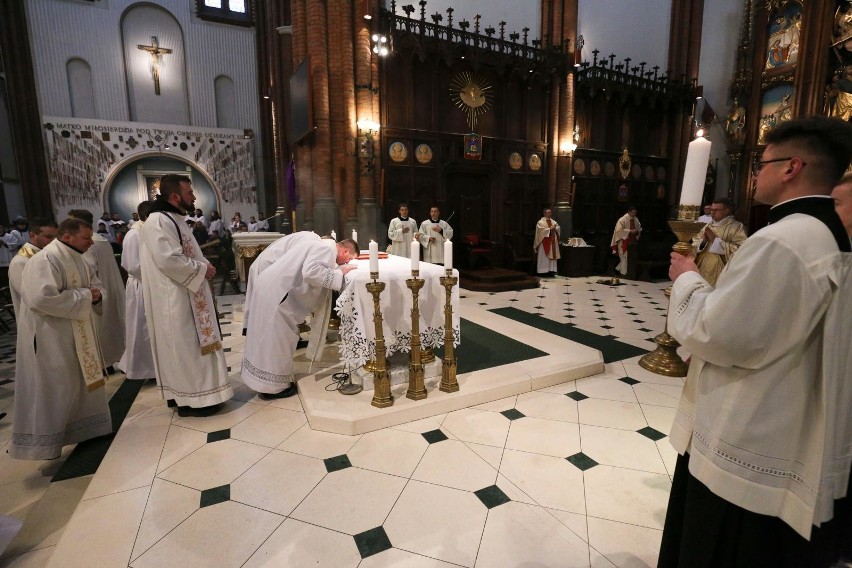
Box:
[16,243,39,259]
[174,218,222,355]
[52,241,107,391]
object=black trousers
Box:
[658,453,852,568]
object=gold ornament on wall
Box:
[449,72,493,131]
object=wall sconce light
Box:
[243,129,254,139]
[559,125,580,156]
[371,34,389,56]
[356,119,380,159]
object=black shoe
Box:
[167,399,177,408]
[258,384,298,400]
[296,339,309,349]
[177,403,225,417]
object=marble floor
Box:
[0,276,688,568]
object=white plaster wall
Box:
[387,0,542,43]
[578,0,671,72]
[697,0,742,115]
[24,0,259,132]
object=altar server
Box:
[388,203,418,257]
[419,206,454,264]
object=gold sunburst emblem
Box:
[450,72,493,131]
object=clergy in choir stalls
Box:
[690,198,748,286]
[117,201,156,382]
[534,207,560,276]
[68,209,125,369]
[10,218,112,460]
[833,171,852,237]
[610,206,641,276]
[241,235,358,399]
[8,217,58,316]
[140,175,233,417]
[388,203,418,257]
[419,206,454,264]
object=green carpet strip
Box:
[434,318,548,374]
[51,378,145,482]
[489,307,648,363]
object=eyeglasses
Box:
[754,156,806,172]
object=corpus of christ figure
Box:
[137,36,173,95]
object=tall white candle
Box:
[444,240,453,270]
[680,135,712,207]
[410,240,420,272]
[369,240,379,273]
[330,230,337,241]
[352,229,358,244]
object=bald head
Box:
[832,172,852,237]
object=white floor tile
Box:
[130,478,200,562]
[384,480,487,567]
[359,547,458,567]
[230,449,327,516]
[584,466,671,530]
[47,485,149,568]
[471,395,517,412]
[587,516,662,568]
[157,438,270,490]
[131,500,283,568]
[514,391,579,422]
[640,404,677,436]
[575,377,639,403]
[242,518,361,568]
[441,408,511,447]
[476,501,590,568]
[632,384,681,408]
[505,417,581,458]
[155,425,209,473]
[548,508,589,542]
[290,467,407,535]
[1,546,56,568]
[229,406,306,448]
[499,449,586,514]
[411,439,497,491]
[171,399,262,433]
[578,399,647,430]
[390,413,448,435]
[346,429,429,478]
[277,424,360,459]
[579,425,667,474]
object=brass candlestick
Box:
[406,270,427,400]
[638,211,704,377]
[366,272,393,408]
[439,269,459,393]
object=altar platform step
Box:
[458,267,540,292]
[296,303,603,435]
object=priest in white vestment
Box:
[533,208,560,276]
[140,175,233,416]
[832,171,852,237]
[68,209,126,368]
[8,218,58,316]
[117,201,156,381]
[610,206,641,276]
[418,206,454,264]
[242,235,358,398]
[10,219,111,460]
[690,198,748,286]
[388,204,418,257]
[243,231,318,334]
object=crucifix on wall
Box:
[137,36,172,95]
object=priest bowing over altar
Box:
[241,234,358,399]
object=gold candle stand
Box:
[366,271,393,408]
[638,213,704,377]
[406,271,427,400]
[439,269,459,393]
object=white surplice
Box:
[140,208,233,407]
[533,217,560,274]
[117,224,155,380]
[84,235,125,366]
[418,219,454,264]
[242,235,343,393]
[388,217,418,257]
[610,213,642,276]
[11,240,111,460]
[8,242,40,316]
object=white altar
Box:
[336,255,461,369]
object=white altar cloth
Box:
[336,255,460,368]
